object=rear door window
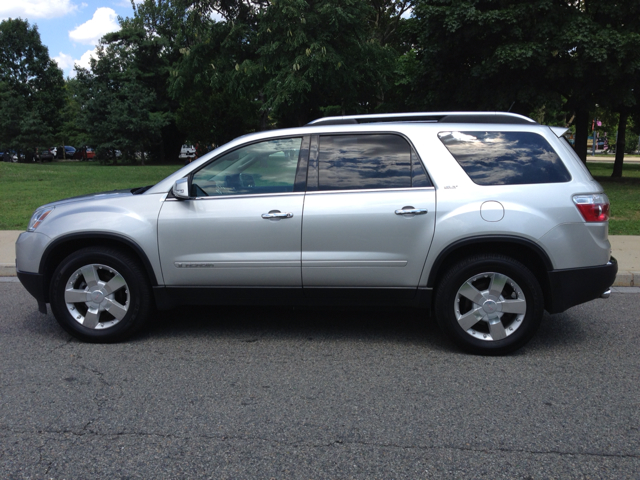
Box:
[438,131,571,185]
[317,134,430,191]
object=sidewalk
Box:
[586,156,640,163]
[1,230,638,286]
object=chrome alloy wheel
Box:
[64,263,130,330]
[454,272,527,342]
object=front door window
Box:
[191,137,303,197]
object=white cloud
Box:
[0,0,78,19]
[75,47,98,70]
[69,7,119,46]
[53,52,74,70]
[54,48,97,78]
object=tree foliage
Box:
[0,18,64,159]
[3,0,640,171]
[412,0,640,166]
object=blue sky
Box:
[1,0,141,78]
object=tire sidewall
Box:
[50,247,150,342]
[435,255,544,355]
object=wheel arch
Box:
[39,232,159,302]
[427,236,554,311]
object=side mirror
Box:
[172,177,190,199]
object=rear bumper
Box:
[546,256,618,313]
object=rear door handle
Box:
[262,210,293,219]
[395,207,428,215]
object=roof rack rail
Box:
[307,112,537,126]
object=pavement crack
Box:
[48,336,73,355]
[334,440,640,460]
[77,364,112,387]
[43,459,54,475]
[1,425,639,460]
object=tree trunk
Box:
[612,111,628,178]
[259,92,267,131]
[574,110,589,164]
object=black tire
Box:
[49,247,152,343]
[434,254,544,355]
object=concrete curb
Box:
[0,264,16,277]
[612,271,640,287]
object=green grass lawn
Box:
[1,160,638,234]
[0,161,182,230]
[588,162,640,235]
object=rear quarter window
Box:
[438,131,571,185]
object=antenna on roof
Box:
[507,101,515,112]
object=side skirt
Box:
[153,286,432,310]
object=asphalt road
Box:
[1,281,639,479]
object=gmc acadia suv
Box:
[16,112,617,354]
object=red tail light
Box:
[573,194,610,222]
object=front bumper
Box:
[546,256,618,313]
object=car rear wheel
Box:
[49,247,152,342]
[435,254,544,355]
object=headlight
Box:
[27,207,54,232]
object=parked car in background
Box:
[52,146,76,159]
[16,112,617,354]
[7,150,24,162]
[72,147,95,161]
[37,149,54,162]
[179,145,196,159]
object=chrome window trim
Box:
[165,188,434,201]
[306,186,435,196]
[165,191,305,201]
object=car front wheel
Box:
[49,247,152,342]
[435,254,544,355]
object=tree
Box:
[74,40,170,164]
[248,0,399,125]
[173,0,403,128]
[168,5,264,145]
[99,0,187,161]
[584,0,640,177]
[59,79,91,151]
[412,0,640,166]
[0,18,64,159]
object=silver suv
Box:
[16,112,617,354]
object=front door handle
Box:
[395,207,428,215]
[262,210,294,219]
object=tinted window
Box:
[318,134,415,191]
[191,137,302,196]
[412,149,431,187]
[438,131,571,185]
